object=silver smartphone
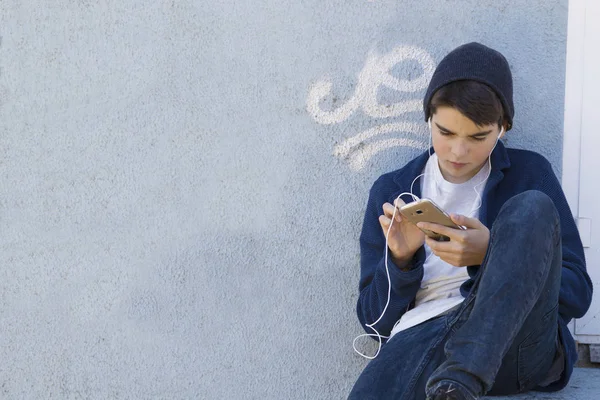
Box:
[399,198,464,241]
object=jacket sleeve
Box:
[539,161,593,323]
[356,177,425,340]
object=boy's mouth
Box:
[448,161,468,168]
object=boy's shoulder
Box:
[505,147,554,173]
[505,146,549,161]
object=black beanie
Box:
[423,42,514,130]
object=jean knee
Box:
[495,190,559,231]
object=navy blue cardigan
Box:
[357,141,593,391]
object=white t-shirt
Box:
[389,153,490,339]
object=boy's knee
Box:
[500,190,558,223]
[492,191,560,242]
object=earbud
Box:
[427,118,433,157]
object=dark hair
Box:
[428,80,504,128]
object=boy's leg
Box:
[426,190,562,397]
[348,314,452,400]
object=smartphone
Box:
[399,198,464,241]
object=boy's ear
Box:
[499,121,509,138]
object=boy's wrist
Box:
[391,254,412,271]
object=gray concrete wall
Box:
[0,0,568,398]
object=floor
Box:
[487,368,600,399]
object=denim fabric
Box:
[349,190,562,400]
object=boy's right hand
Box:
[378,198,425,269]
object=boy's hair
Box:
[429,80,504,128]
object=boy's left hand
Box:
[417,214,490,267]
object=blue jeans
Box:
[348,190,563,399]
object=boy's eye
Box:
[438,130,487,141]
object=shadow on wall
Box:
[306,45,436,170]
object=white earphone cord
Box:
[352,121,503,359]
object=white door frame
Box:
[563,0,599,343]
[562,0,585,217]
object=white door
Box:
[563,0,600,342]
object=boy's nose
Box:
[452,142,468,159]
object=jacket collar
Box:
[391,141,511,219]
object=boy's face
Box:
[430,106,505,184]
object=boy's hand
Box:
[379,198,425,268]
[417,214,490,267]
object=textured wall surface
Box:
[0,0,569,398]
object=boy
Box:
[348,43,593,400]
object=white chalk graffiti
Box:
[307,45,436,170]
